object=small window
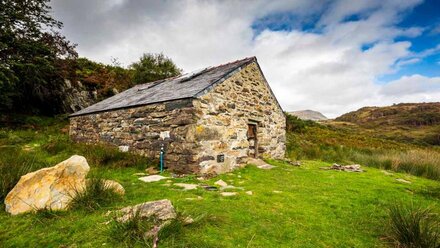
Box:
[217,154,225,163]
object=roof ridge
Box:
[208,56,255,70]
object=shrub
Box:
[387,203,440,248]
[68,177,122,211]
[285,113,317,133]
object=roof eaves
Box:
[69,96,195,118]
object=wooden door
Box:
[247,124,257,158]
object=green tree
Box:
[130,53,182,84]
[0,0,77,114]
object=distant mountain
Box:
[336,102,440,127]
[334,102,440,146]
[288,110,328,121]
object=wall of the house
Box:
[69,99,201,173]
[188,61,286,174]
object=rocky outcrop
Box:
[61,79,98,113]
[5,155,90,215]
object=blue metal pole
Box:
[160,145,164,173]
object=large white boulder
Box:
[5,155,90,215]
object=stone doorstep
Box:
[248,158,276,170]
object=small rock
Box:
[118,146,129,152]
[185,196,203,200]
[114,199,176,238]
[246,191,253,195]
[215,179,228,187]
[292,161,301,166]
[145,167,159,175]
[183,216,194,225]
[174,183,198,190]
[285,159,301,166]
[89,179,125,195]
[221,192,237,197]
[396,178,412,184]
[171,173,187,178]
[327,163,363,172]
[115,199,176,223]
[138,175,168,183]
[197,177,206,181]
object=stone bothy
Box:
[69,57,286,174]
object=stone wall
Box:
[188,61,286,174]
[69,99,200,173]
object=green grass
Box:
[1,115,440,247]
[1,161,440,247]
[68,177,124,212]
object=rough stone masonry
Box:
[70,57,286,174]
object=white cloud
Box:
[381,75,440,96]
[51,0,438,118]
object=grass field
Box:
[1,159,440,247]
[1,115,440,247]
[285,114,440,180]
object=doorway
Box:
[247,123,258,158]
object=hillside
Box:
[334,102,440,146]
[288,110,328,121]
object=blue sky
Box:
[251,0,440,84]
[52,0,440,117]
[381,0,440,81]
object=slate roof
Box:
[70,56,270,117]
